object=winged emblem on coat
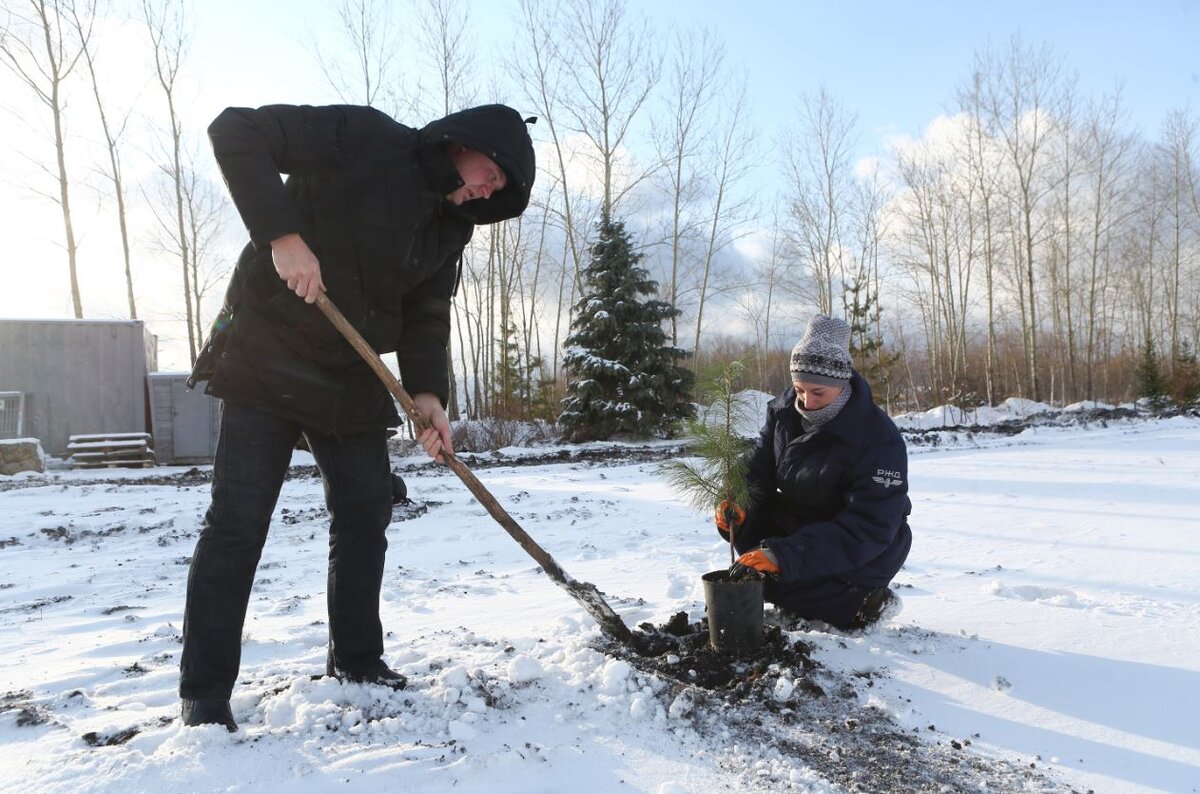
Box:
[872,474,903,488]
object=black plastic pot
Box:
[702,570,764,654]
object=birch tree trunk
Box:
[651,26,722,346]
[1,0,94,318]
[143,0,196,361]
[692,77,755,364]
[71,2,137,319]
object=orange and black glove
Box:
[729,547,781,580]
[715,500,746,533]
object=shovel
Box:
[314,292,633,645]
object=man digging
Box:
[180,102,535,731]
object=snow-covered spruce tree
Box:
[560,213,695,441]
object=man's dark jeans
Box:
[179,400,393,700]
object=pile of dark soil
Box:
[601,613,1075,793]
[620,612,819,692]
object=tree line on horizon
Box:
[3,0,1197,439]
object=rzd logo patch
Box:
[872,469,903,488]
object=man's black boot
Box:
[180,698,237,732]
[327,658,408,690]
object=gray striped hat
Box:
[790,315,852,386]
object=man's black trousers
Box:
[179,400,393,700]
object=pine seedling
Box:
[661,359,757,564]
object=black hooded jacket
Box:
[189,104,535,433]
[726,372,912,588]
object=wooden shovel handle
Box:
[312,293,633,644]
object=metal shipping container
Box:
[0,319,157,456]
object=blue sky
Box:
[640,0,1199,149]
[188,0,1199,160]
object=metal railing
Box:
[0,391,25,439]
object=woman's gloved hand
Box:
[715,500,746,532]
[728,547,780,580]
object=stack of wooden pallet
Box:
[67,432,156,469]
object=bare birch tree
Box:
[143,0,203,361]
[650,25,722,345]
[1,0,95,318]
[515,201,553,398]
[509,0,596,388]
[740,208,789,390]
[1158,109,1200,369]
[983,36,1064,401]
[1044,77,1080,402]
[893,140,975,395]
[314,0,407,113]
[957,62,1007,404]
[70,0,137,319]
[511,0,579,270]
[1080,92,1134,399]
[559,0,660,217]
[415,0,474,115]
[692,76,756,361]
[845,158,895,402]
[179,160,231,338]
[415,0,476,418]
[783,86,857,315]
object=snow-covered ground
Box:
[1,407,1198,793]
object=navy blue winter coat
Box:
[726,371,912,588]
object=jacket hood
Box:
[421,104,536,224]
